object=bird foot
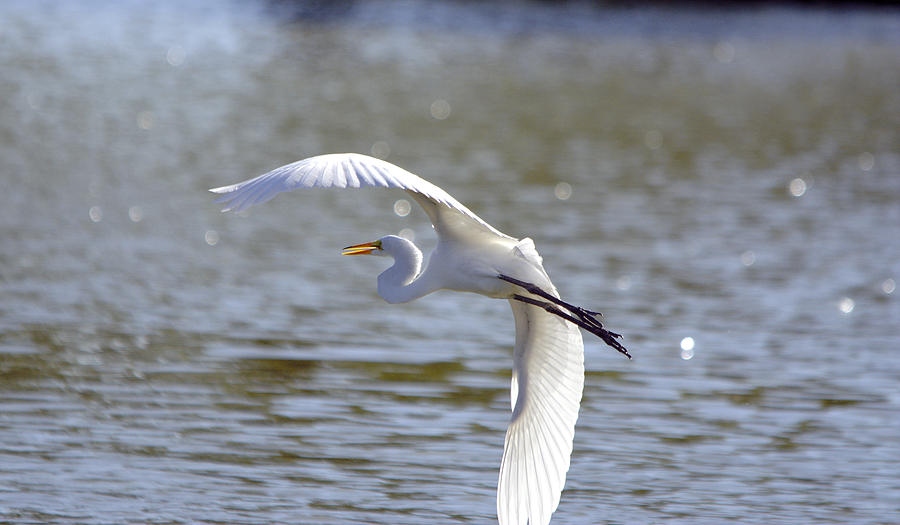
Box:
[499,274,631,359]
[512,294,631,359]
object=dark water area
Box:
[1,1,899,523]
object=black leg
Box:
[499,274,600,315]
[512,294,631,359]
[499,274,614,334]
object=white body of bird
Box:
[211,153,590,525]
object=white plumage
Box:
[211,153,612,525]
[501,300,583,524]
[211,153,508,239]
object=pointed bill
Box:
[342,240,381,256]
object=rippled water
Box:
[2,1,899,524]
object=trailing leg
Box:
[499,274,612,334]
[512,294,631,359]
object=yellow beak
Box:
[342,240,381,256]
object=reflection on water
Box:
[2,1,899,524]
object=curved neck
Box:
[377,238,436,304]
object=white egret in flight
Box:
[210,153,630,525]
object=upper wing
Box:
[210,153,512,241]
[498,299,585,525]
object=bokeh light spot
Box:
[882,278,895,295]
[554,182,572,201]
[740,250,756,267]
[858,152,874,171]
[393,199,411,217]
[205,230,219,246]
[370,140,390,159]
[128,206,143,222]
[615,275,632,291]
[25,92,40,110]
[788,177,807,197]
[89,206,103,223]
[680,337,695,360]
[398,228,415,242]
[137,111,154,130]
[838,297,855,314]
[430,99,451,120]
[713,41,735,63]
[166,45,185,67]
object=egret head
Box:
[341,235,414,258]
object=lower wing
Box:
[498,299,585,525]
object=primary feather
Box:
[501,298,584,525]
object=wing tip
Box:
[209,189,239,213]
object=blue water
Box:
[1,1,899,523]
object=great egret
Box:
[210,153,629,525]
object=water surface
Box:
[1,1,899,523]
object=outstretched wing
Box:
[499,299,585,525]
[210,153,512,241]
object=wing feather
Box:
[210,153,512,241]
[499,300,584,525]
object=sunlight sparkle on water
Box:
[740,250,756,267]
[839,297,855,314]
[137,111,154,130]
[370,140,390,159]
[398,228,415,242]
[205,230,219,246]
[554,182,572,201]
[430,99,451,120]
[789,177,807,197]
[713,41,735,63]
[680,337,695,360]
[858,152,875,171]
[25,92,40,110]
[393,199,411,217]
[166,45,185,67]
